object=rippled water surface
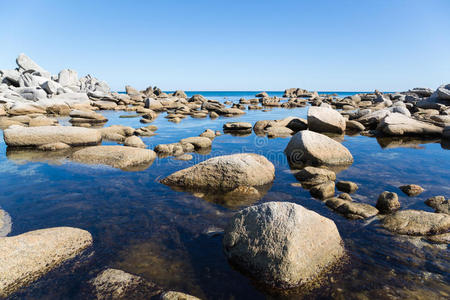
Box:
[1,91,449,299]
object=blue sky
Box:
[1,0,449,91]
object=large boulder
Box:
[3,125,102,147]
[378,113,443,136]
[307,107,346,133]
[72,146,156,171]
[161,153,275,192]
[16,53,50,77]
[223,202,344,287]
[382,210,450,236]
[284,130,353,168]
[0,227,92,298]
[58,69,79,87]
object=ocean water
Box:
[0,92,449,299]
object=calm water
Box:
[1,92,449,299]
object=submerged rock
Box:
[376,191,400,214]
[382,210,450,236]
[161,153,275,192]
[294,166,336,187]
[284,130,353,168]
[72,146,156,171]
[399,184,424,196]
[223,202,344,288]
[307,106,346,133]
[89,268,161,300]
[160,291,201,300]
[0,227,92,298]
[3,125,102,148]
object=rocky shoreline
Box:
[0,54,449,298]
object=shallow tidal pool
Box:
[1,91,449,299]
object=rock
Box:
[325,198,378,219]
[209,111,219,119]
[0,227,92,298]
[265,126,294,138]
[307,106,346,133]
[161,153,275,192]
[444,126,450,139]
[16,53,50,77]
[255,92,269,98]
[124,136,146,149]
[40,80,62,94]
[179,137,212,149]
[223,122,252,131]
[89,268,161,300]
[357,109,390,128]
[378,113,443,136]
[338,193,353,201]
[310,181,335,200]
[172,90,187,98]
[382,210,450,236]
[3,125,102,147]
[425,196,449,214]
[72,146,156,171]
[336,181,358,193]
[223,202,344,288]
[173,154,193,161]
[99,125,134,141]
[284,130,354,168]
[160,291,201,300]
[69,109,107,123]
[399,184,424,196]
[199,129,216,139]
[155,143,194,157]
[376,191,400,213]
[345,120,365,131]
[436,84,450,100]
[46,103,71,116]
[7,102,46,116]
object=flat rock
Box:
[378,113,443,136]
[223,122,252,131]
[284,130,354,168]
[161,153,275,192]
[72,146,156,171]
[223,202,344,287]
[3,125,102,147]
[308,106,346,133]
[295,166,336,187]
[0,227,92,298]
[382,210,450,236]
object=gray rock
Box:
[161,153,275,192]
[307,106,346,133]
[223,202,344,287]
[436,84,450,100]
[444,126,450,139]
[382,210,450,236]
[3,125,102,147]
[89,268,161,300]
[72,146,156,171]
[378,113,443,136]
[0,227,92,298]
[376,191,400,213]
[41,80,62,95]
[284,130,354,168]
[58,69,79,87]
[16,53,50,77]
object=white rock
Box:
[307,107,346,133]
[58,69,79,87]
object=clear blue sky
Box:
[1,0,449,92]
